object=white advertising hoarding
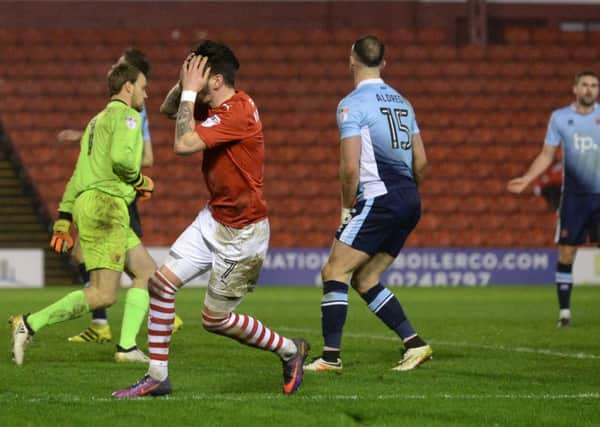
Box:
[573,248,600,286]
[0,249,44,288]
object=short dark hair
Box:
[574,70,599,84]
[122,48,150,77]
[352,35,385,67]
[107,63,140,96]
[191,40,240,87]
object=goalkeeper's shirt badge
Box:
[126,116,137,130]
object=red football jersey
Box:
[195,90,267,228]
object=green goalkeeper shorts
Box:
[73,189,141,272]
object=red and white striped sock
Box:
[202,311,297,359]
[147,271,178,381]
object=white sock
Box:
[559,309,571,319]
[91,318,108,326]
[277,338,298,361]
[148,361,169,381]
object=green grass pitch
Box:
[1,286,599,426]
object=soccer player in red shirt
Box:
[113,41,309,398]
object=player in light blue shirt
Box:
[305,35,431,373]
[336,71,420,202]
[508,70,600,327]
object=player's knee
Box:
[558,246,577,264]
[148,270,179,298]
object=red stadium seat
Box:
[0,27,567,249]
[559,30,586,45]
[531,27,560,45]
[417,28,447,45]
[504,27,531,45]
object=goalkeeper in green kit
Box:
[10,62,156,365]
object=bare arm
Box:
[174,101,207,154]
[57,129,84,143]
[339,135,361,209]
[160,82,182,120]
[507,144,558,194]
[141,138,154,167]
[411,133,427,185]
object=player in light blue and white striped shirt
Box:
[508,70,600,327]
[305,35,432,373]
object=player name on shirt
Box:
[376,93,404,103]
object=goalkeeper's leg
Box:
[13,269,121,365]
[68,239,112,343]
[113,241,154,362]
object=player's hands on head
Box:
[180,53,196,81]
[181,55,211,93]
[50,218,74,253]
[507,176,529,194]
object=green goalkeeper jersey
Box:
[58,99,143,214]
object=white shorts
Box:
[165,207,269,312]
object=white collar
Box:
[357,78,384,89]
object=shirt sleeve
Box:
[58,172,78,214]
[411,113,420,135]
[141,107,151,142]
[111,111,143,183]
[544,112,561,146]
[337,98,363,140]
[195,103,253,149]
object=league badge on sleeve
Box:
[125,116,137,130]
[338,106,350,123]
[201,115,222,128]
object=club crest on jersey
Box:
[125,116,137,129]
[338,106,350,123]
[201,115,221,128]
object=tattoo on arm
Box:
[160,82,183,118]
[176,102,193,141]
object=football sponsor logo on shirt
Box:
[573,132,597,153]
[201,115,221,128]
[125,116,137,130]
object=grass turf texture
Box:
[1,286,599,427]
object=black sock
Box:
[321,280,349,350]
[404,335,427,349]
[78,263,90,285]
[556,262,573,310]
[322,350,340,363]
[360,283,416,340]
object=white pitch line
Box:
[276,327,600,360]
[3,393,600,404]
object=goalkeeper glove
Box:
[50,217,74,253]
[133,174,154,201]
